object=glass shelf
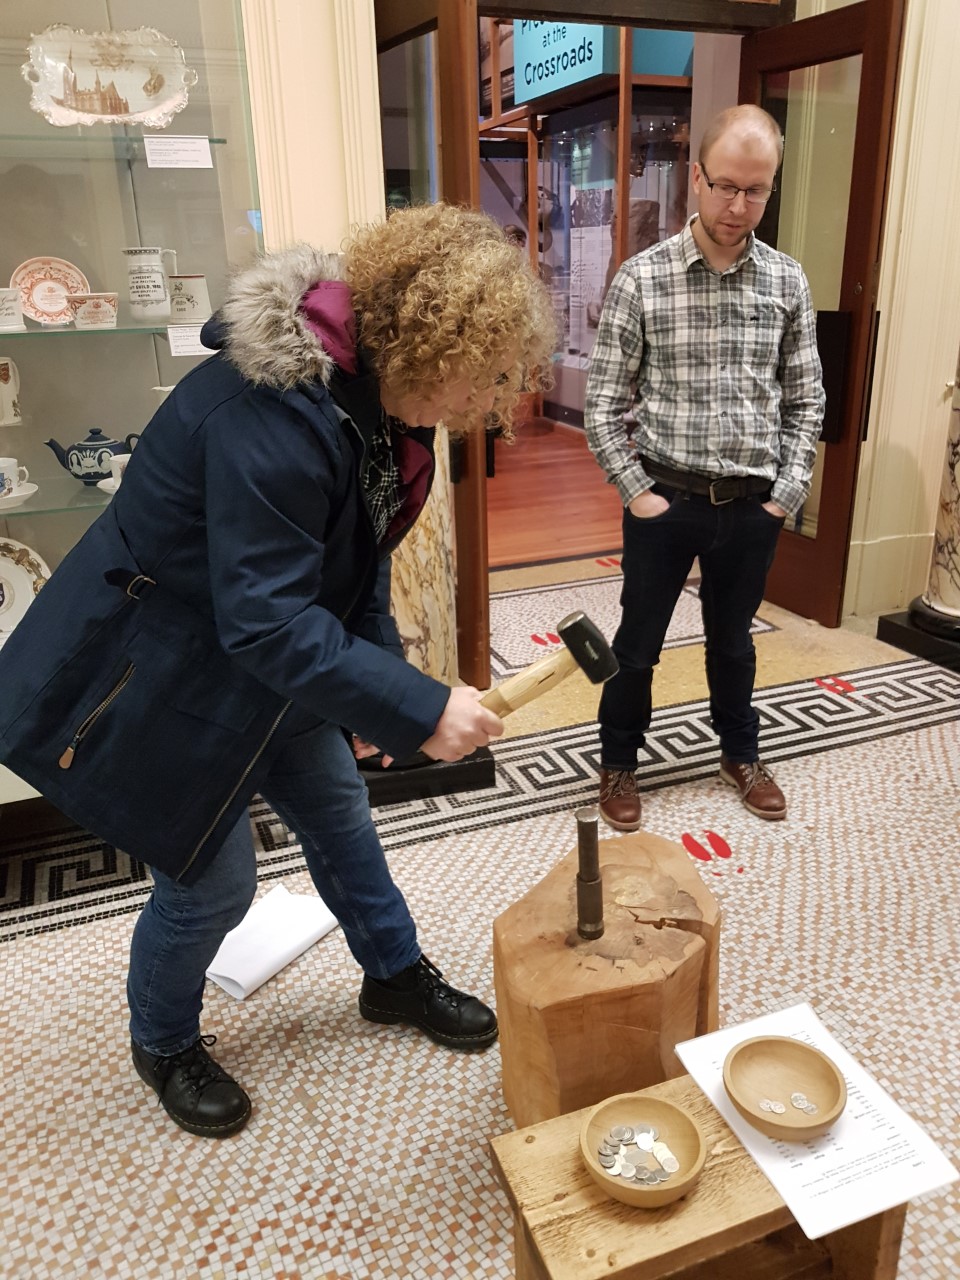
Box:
[0,134,226,162]
[0,472,111,518]
[0,324,170,337]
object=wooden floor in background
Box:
[486,419,625,567]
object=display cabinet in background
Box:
[476,18,692,427]
[0,0,262,802]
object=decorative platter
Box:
[21,23,199,129]
[0,538,50,644]
[0,482,39,510]
[10,256,90,325]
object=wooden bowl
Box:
[722,1035,847,1141]
[579,1092,706,1209]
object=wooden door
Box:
[739,0,905,625]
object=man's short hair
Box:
[699,104,784,168]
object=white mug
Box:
[0,357,21,426]
[168,275,212,322]
[121,247,178,319]
[0,456,28,496]
[0,288,25,332]
[110,453,131,486]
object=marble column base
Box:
[877,608,960,673]
[909,594,960,638]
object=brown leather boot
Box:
[598,767,641,831]
[719,756,786,820]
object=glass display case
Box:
[540,90,691,425]
[0,0,262,802]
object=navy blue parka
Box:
[0,247,449,883]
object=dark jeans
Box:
[127,718,420,1056]
[599,483,785,770]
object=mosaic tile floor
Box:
[1,570,958,1278]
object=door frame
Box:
[739,0,906,625]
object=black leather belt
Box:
[641,456,771,506]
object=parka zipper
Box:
[59,664,135,769]
[176,700,291,882]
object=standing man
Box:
[585,105,824,831]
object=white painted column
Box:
[239,0,458,680]
[844,0,960,619]
[918,377,960,620]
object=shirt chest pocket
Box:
[742,297,791,365]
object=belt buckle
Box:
[709,478,735,506]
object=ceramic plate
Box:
[21,24,199,129]
[10,256,90,325]
[0,538,50,639]
[96,478,120,496]
[0,482,39,510]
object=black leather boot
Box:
[131,1034,251,1137]
[358,955,498,1050]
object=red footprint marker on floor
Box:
[815,676,856,696]
[682,830,744,876]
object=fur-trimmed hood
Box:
[202,245,355,390]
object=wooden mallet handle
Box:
[479,647,579,717]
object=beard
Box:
[696,208,751,250]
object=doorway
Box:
[740,0,905,625]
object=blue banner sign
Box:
[513,21,616,105]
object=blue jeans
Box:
[599,485,785,770]
[127,718,420,1055]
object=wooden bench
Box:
[489,1074,906,1280]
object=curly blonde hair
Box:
[343,202,556,435]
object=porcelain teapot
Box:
[45,428,141,486]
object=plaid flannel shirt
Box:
[584,218,825,518]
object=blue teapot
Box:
[45,428,141,486]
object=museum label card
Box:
[166,324,215,357]
[143,135,213,168]
[676,1003,957,1240]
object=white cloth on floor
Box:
[205,884,339,999]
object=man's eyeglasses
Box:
[700,165,776,205]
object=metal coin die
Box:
[759,1090,819,1116]
[596,1122,682,1185]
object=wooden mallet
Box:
[480,611,618,717]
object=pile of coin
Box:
[758,1091,819,1116]
[595,1122,681,1185]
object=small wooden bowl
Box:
[722,1035,847,1141]
[579,1092,706,1209]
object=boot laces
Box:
[742,761,775,797]
[168,1034,226,1092]
[417,956,463,1008]
[602,769,638,800]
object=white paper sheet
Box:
[166,323,216,356]
[676,1003,957,1240]
[205,884,339,999]
[143,135,213,168]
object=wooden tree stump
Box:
[493,830,721,1128]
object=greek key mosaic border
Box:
[2,657,958,941]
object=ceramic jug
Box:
[45,427,141,485]
[0,357,21,425]
[122,247,177,319]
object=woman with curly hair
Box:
[0,203,556,1138]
